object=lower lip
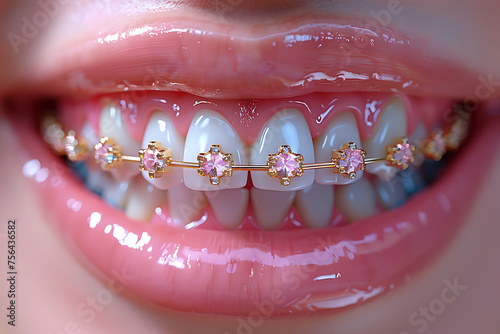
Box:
[12,115,499,317]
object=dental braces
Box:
[42,106,470,186]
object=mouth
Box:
[6,7,500,318]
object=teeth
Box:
[86,165,113,197]
[141,111,184,189]
[167,183,207,226]
[295,183,334,228]
[362,97,407,181]
[399,167,427,196]
[250,109,314,191]
[374,177,407,210]
[314,112,363,185]
[335,178,376,223]
[251,188,296,230]
[124,177,167,221]
[100,103,141,181]
[408,122,429,166]
[81,121,100,145]
[183,110,248,191]
[102,178,131,210]
[409,122,429,147]
[206,189,249,229]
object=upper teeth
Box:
[250,108,315,191]
[42,97,471,229]
[362,97,407,181]
[96,103,415,189]
[184,109,248,191]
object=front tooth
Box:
[374,177,407,210]
[100,103,141,181]
[335,177,376,223]
[362,97,407,181]
[141,111,184,190]
[183,110,248,191]
[314,112,363,185]
[251,188,296,230]
[206,189,249,229]
[124,177,167,221]
[296,183,334,228]
[167,183,207,226]
[102,178,131,210]
[250,109,314,191]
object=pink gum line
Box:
[60,92,453,146]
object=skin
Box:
[1,1,500,333]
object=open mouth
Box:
[5,8,499,318]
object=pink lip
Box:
[19,14,478,99]
[11,111,500,316]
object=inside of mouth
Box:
[38,91,469,231]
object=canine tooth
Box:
[409,122,429,147]
[100,103,140,181]
[296,183,334,228]
[251,188,296,230]
[102,178,131,210]
[124,177,167,221]
[81,122,99,145]
[362,97,407,180]
[335,178,376,222]
[408,122,429,165]
[374,178,407,210]
[167,183,207,226]
[315,112,363,185]
[183,110,247,191]
[250,109,314,191]
[141,111,184,190]
[206,189,249,229]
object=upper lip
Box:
[15,12,479,99]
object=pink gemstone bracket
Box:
[422,130,447,161]
[64,130,90,162]
[267,145,304,186]
[332,142,367,179]
[386,137,415,170]
[94,137,123,171]
[197,145,233,185]
[139,141,172,179]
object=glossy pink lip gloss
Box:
[11,112,500,317]
[21,18,478,99]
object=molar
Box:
[250,108,314,191]
[183,110,248,191]
[141,111,184,190]
[295,183,334,228]
[314,112,363,185]
[251,188,296,230]
[362,97,407,181]
[99,103,141,181]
